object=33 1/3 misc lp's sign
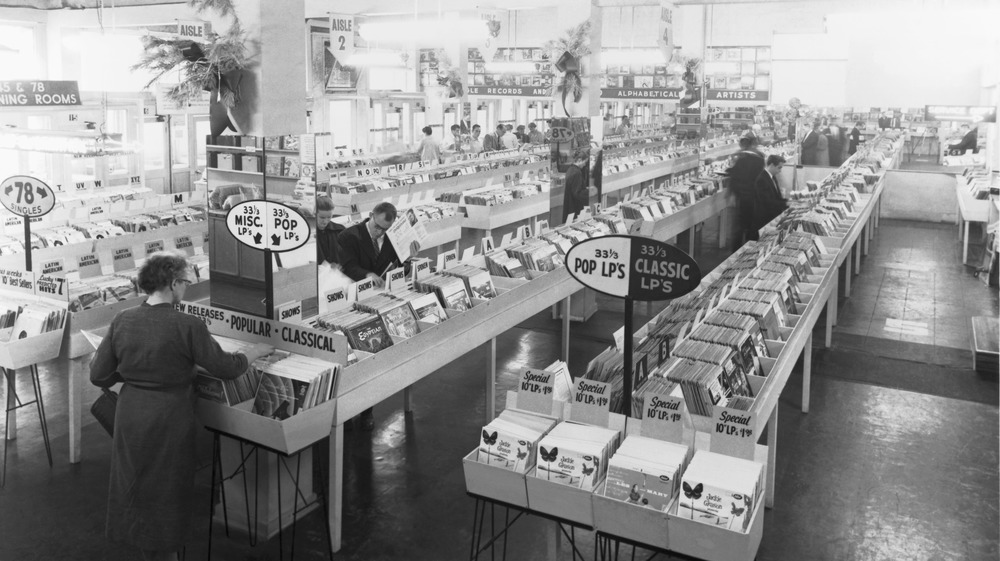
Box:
[226,200,311,252]
[565,235,701,301]
[0,176,56,217]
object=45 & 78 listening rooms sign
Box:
[565,235,701,301]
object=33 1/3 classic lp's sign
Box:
[565,235,701,301]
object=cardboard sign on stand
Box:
[385,266,407,292]
[436,249,458,271]
[322,286,350,312]
[640,391,686,444]
[710,406,757,461]
[569,378,611,427]
[145,240,165,257]
[516,368,555,415]
[76,254,102,279]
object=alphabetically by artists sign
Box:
[225,200,311,253]
[0,81,81,107]
[565,235,701,301]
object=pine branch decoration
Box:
[188,0,236,19]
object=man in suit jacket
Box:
[482,124,504,152]
[825,118,848,167]
[948,124,979,154]
[315,195,345,266]
[725,136,765,248]
[338,202,401,288]
[800,122,821,165]
[877,112,891,130]
[754,155,788,231]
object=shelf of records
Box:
[602,133,681,157]
[601,138,742,198]
[464,370,768,561]
[318,152,550,216]
[0,286,68,371]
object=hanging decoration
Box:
[432,49,465,99]
[544,20,592,118]
[678,54,702,108]
[131,0,250,134]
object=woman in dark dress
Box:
[91,252,274,561]
[561,152,593,224]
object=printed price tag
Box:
[112,247,135,272]
[145,239,165,256]
[570,378,611,427]
[710,406,757,460]
[275,300,303,323]
[77,253,102,279]
[516,368,555,415]
[640,391,686,444]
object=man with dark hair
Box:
[447,124,463,154]
[483,124,504,152]
[469,124,484,153]
[562,151,593,223]
[726,136,766,247]
[800,122,821,165]
[417,126,441,163]
[337,202,401,289]
[315,195,344,266]
[754,155,788,231]
[848,121,865,155]
[527,122,545,144]
[948,123,979,154]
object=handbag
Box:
[90,388,118,437]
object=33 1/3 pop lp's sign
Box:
[0,81,81,107]
[226,200,311,252]
[565,235,700,300]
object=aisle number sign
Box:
[0,176,56,217]
[226,200,311,253]
[329,14,355,59]
[565,235,701,301]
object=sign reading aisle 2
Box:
[0,81,81,107]
[565,234,701,418]
[0,175,57,273]
[564,235,701,300]
[225,200,311,253]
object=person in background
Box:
[515,124,528,144]
[91,252,274,561]
[753,155,788,232]
[615,115,632,136]
[469,124,484,154]
[336,202,403,430]
[527,122,545,145]
[562,151,594,223]
[501,124,519,149]
[800,121,821,165]
[815,123,830,166]
[825,117,847,167]
[726,136,766,248]
[416,126,442,163]
[447,124,464,154]
[948,123,979,154]
[483,124,504,152]
[877,112,890,130]
[315,195,345,266]
[848,121,865,155]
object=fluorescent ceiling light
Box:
[484,61,536,74]
[603,49,664,66]
[344,50,406,67]
[359,19,488,44]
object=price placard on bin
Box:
[640,391,686,444]
[516,368,555,415]
[570,378,611,427]
[710,406,757,460]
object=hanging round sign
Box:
[549,127,575,142]
[565,234,701,301]
[225,200,311,253]
[0,175,56,218]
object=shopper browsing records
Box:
[948,124,979,154]
[753,155,788,230]
[338,202,403,289]
[447,124,464,154]
[469,124,484,153]
[800,122,821,165]
[848,121,865,155]
[483,124,504,152]
[515,124,528,144]
[615,115,632,136]
[825,118,848,167]
[502,124,519,149]
[416,126,442,164]
[90,252,274,561]
[562,151,594,223]
[726,136,766,247]
[527,122,545,144]
[316,196,345,266]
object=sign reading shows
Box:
[0,176,56,217]
[225,200,311,253]
[565,235,701,301]
[0,81,81,107]
[706,90,770,102]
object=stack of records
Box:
[677,450,764,532]
[533,421,621,490]
[591,213,629,234]
[663,358,732,416]
[507,239,561,272]
[194,335,265,405]
[477,409,558,473]
[67,279,105,310]
[604,436,690,512]
[443,264,496,300]
[737,278,797,316]
[729,287,790,321]
[315,309,394,354]
[716,299,784,342]
[582,348,624,413]
[113,215,161,233]
[687,323,765,380]
[485,249,530,279]
[630,376,679,419]
[539,232,573,255]
[393,289,448,324]
[542,359,576,403]
[251,353,340,419]
[189,254,211,281]
[671,339,755,400]
[702,312,770,360]
[0,299,67,342]
[355,293,421,338]
[415,273,472,311]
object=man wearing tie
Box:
[753,155,788,232]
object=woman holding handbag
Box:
[90,252,274,561]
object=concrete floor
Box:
[0,219,997,561]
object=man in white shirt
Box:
[469,124,484,153]
[501,124,519,150]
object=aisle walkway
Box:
[0,218,996,561]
